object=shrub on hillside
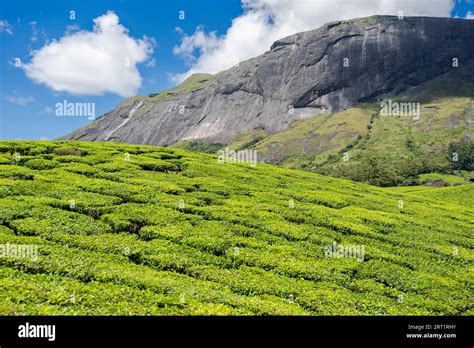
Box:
[54,148,83,156]
[447,141,473,170]
[24,159,57,170]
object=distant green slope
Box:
[253,106,372,165]
[241,79,473,186]
[0,141,472,315]
[392,184,474,207]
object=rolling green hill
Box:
[237,79,474,186]
[0,141,472,315]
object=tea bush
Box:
[0,140,472,315]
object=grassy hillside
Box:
[244,80,473,185]
[391,184,474,207]
[253,106,372,165]
[0,141,472,315]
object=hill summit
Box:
[64,16,474,146]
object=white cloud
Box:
[466,11,474,19]
[0,20,13,35]
[23,11,155,97]
[6,96,35,106]
[172,0,453,82]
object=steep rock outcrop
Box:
[64,16,474,145]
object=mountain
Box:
[1,140,472,315]
[63,16,474,148]
[248,76,474,185]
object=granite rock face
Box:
[64,16,474,145]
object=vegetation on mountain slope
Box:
[147,73,215,101]
[64,16,474,149]
[0,141,472,315]
[241,80,474,186]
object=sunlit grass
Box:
[0,140,472,315]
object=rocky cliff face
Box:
[64,16,474,146]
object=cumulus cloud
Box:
[466,11,474,19]
[172,0,453,82]
[23,11,155,97]
[0,20,13,35]
[6,96,35,106]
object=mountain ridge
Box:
[64,15,474,148]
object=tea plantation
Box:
[0,141,472,315]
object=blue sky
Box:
[0,0,472,140]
